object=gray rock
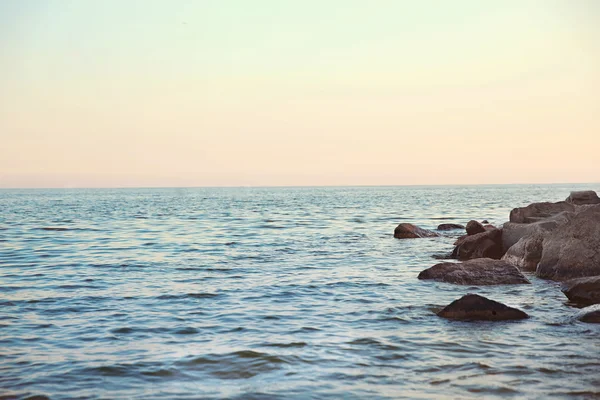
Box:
[561,276,600,305]
[536,205,600,281]
[466,220,486,235]
[437,294,529,321]
[574,304,600,323]
[452,228,504,260]
[509,201,575,224]
[394,223,439,239]
[566,190,600,205]
[437,223,465,231]
[418,258,531,285]
[502,211,574,251]
[501,233,544,271]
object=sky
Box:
[1,0,599,188]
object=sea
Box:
[1,184,599,399]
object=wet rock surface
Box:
[566,190,600,205]
[452,228,503,260]
[574,304,600,323]
[418,258,530,285]
[394,223,439,239]
[561,276,600,305]
[437,294,529,321]
[437,223,465,231]
[465,220,486,236]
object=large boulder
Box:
[574,305,600,323]
[509,201,575,224]
[437,223,465,231]
[561,276,600,305]
[452,228,503,260]
[394,223,439,239]
[536,205,600,281]
[466,220,486,235]
[501,233,544,271]
[566,190,600,205]
[437,294,528,321]
[418,258,531,285]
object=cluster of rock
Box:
[394,190,600,322]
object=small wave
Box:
[37,227,70,231]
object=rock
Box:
[437,223,465,231]
[418,258,531,285]
[437,294,529,321]
[452,228,504,260]
[481,220,489,224]
[509,201,575,224]
[536,205,600,280]
[566,190,600,205]
[466,220,486,235]
[502,211,573,251]
[483,224,496,230]
[501,233,544,271]
[574,304,600,323]
[394,223,439,239]
[561,276,600,305]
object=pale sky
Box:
[1,0,599,188]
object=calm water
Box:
[1,184,600,399]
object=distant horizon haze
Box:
[1,1,599,188]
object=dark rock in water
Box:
[574,305,600,323]
[431,252,453,260]
[566,190,600,205]
[437,294,529,321]
[437,223,465,231]
[561,276,600,305]
[452,228,504,260]
[466,220,486,236]
[418,258,530,285]
[509,201,575,224]
[502,233,544,271]
[394,223,439,239]
[481,220,489,224]
[536,205,600,281]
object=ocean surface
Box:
[1,184,600,400]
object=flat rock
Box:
[536,205,600,281]
[437,294,529,321]
[574,304,600,323]
[466,220,486,235]
[566,190,600,205]
[394,223,439,239]
[418,258,531,285]
[509,201,575,224]
[561,276,600,305]
[501,233,544,271]
[452,228,504,260]
[437,223,465,231]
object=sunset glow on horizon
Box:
[1,0,599,188]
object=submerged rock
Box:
[566,190,600,205]
[437,294,528,321]
[501,233,544,271]
[536,205,600,281]
[418,258,530,285]
[466,220,486,236]
[574,304,600,323]
[561,276,600,305]
[437,223,465,231]
[509,202,575,224]
[452,228,503,260]
[394,223,439,239]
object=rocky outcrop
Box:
[536,205,600,281]
[509,202,575,224]
[437,294,529,321]
[437,223,465,231]
[501,233,544,271]
[418,258,530,285]
[452,228,503,260]
[566,190,600,205]
[466,220,486,236]
[574,305,600,323]
[561,276,600,305]
[394,223,439,239]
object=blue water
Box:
[1,184,599,399]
